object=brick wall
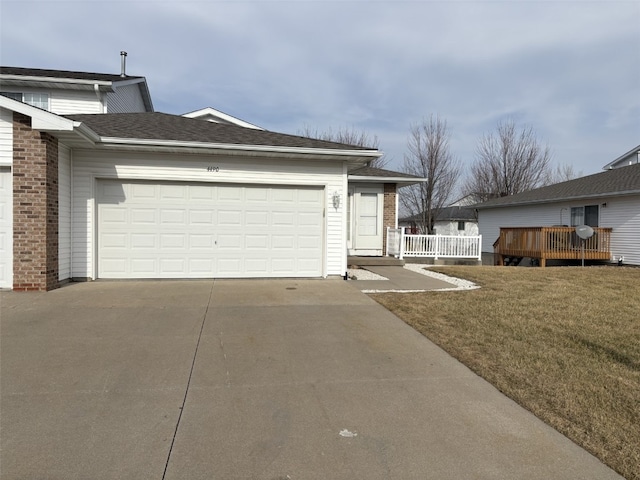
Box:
[382,183,397,254]
[12,113,59,291]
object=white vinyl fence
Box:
[386,227,482,260]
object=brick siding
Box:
[12,113,59,291]
[382,183,397,254]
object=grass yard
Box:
[370,266,640,480]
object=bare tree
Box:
[400,115,460,234]
[462,119,552,202]
[544,163,581,185]
[298,125,388,168]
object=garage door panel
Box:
[160,185,187,200]
[160,234,186,249]
[131,208,156,224]
[273,212,295,226]
[101,258,128,276]
[102,233,127,249]
[98,181,324,279]
[298,235,322,249]
[189,234,214,249]
[246,188,269,202]
[217,234,242,249]
[131,184,157,200]
[131,258,156,275]
[131,233,156,249]
[189,209,215,225]
[101,207,127,224]
[160,209,186,225]
[245,235,268,249]
[218,187,242,202]
[218,210,241,225]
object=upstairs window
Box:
[457,221,465,231]
[0,92,50,110]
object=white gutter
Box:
[98,136,381,159]
[475,190,640,209]
[1,74,113,88]
[348,175,427,182]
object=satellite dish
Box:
[575,225,594,240]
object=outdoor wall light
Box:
[332,191,341,209]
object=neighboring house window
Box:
[457,221,465,231]
[570,205,599,227]
[0,92,50,110]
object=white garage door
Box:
[0,167,12,289]
[97,180,324,279]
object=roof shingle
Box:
[475,162,640,209]
[65,112,376,151]
[0,66,143,83]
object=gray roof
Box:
[401,206,477,223]
[0,66,144,83]
[349,166,421,179]
[475,162,640,209]
[65,112,376,151]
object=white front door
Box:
[0,167,12,288]
[352,186,383,255]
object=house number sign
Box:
[206,166,220,172]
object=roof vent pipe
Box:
[120,51,127,77]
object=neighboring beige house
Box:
[0,65,421,290]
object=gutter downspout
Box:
[94,84,106,113]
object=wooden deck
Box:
[494,226,612,267]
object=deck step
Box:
[348,256,405,267]
[505,256,524,266]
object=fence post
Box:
[477,235,482,260]
[385,227,390,256]
[398,227,404,260]
[434,234,440,260]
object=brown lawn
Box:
[370,266,640,480]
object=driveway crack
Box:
[161,280,214,480]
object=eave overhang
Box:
[475,190,640,210]
[93,136,380,162]
[0,75,115,92]
[348,175,427,187]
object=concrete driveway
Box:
[0,279,622,479]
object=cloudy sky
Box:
[1,0,638,182]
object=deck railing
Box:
[386,228,482,260]
[495,226,612,266]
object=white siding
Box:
[71,150,346,279]
[59,144,72,280]
[0,108,12,165]
[601,195,640,266]
[107,84,146,113]
[50,89,103,114]
[478,196,640,266]
[478,201,587,252]
[6,87,103,114]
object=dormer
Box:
[0,63,153,115]
[182,107,263,130]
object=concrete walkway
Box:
[349,265,457,292]
[0,279,622,479]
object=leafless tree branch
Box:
[400,115,460,233]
